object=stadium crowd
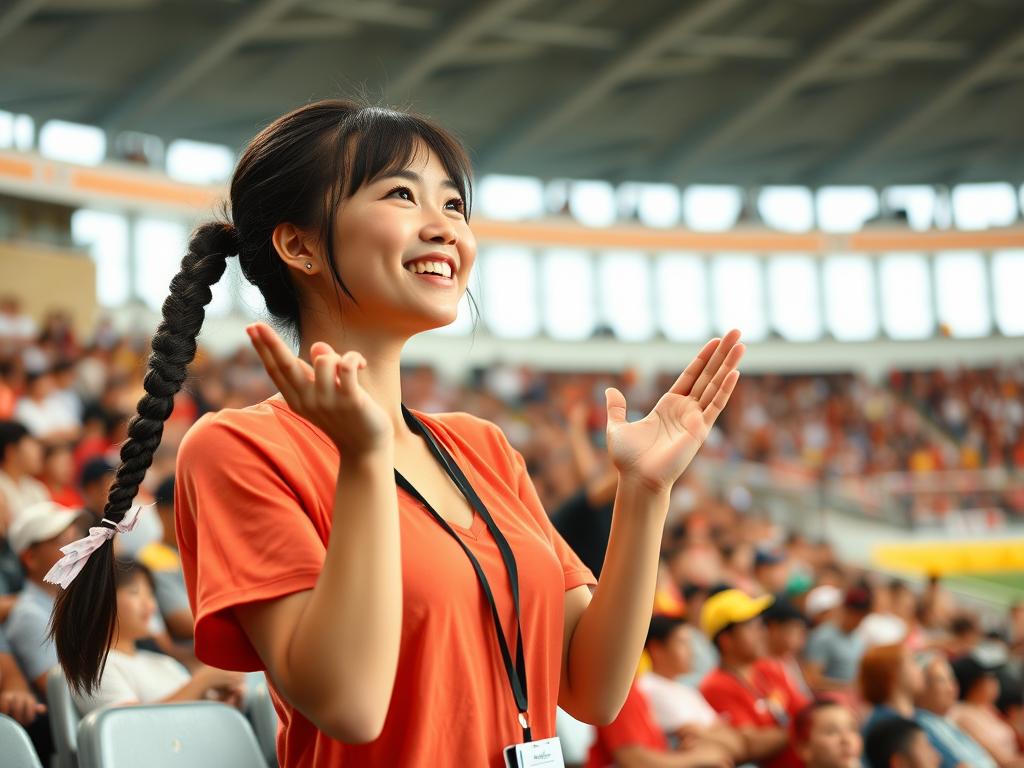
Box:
[1,297,1022,767]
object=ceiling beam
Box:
[480,0,744,166]
[809,19,1024,182]
[659,0,930,181]
[96,0,304,132]
[0,0,46,43]
[306,1,435,30]
[384,0,539,98]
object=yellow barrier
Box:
[873,540,1024,575]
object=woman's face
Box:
[900,652,924,697]
[326,142,476,335]
[116,572,157,642]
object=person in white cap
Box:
[4,500,82,695]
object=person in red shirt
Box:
[699,589,810,768]
[46,100,746,768]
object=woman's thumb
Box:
[605,387,627,425]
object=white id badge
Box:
[502,737,565,768]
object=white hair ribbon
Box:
[44,503,150,589]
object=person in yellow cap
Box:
[698,589,810,768]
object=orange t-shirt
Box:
[175,398,597,767]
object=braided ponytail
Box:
[50,221,239,694]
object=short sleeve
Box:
[175,414,327,671]
[5,600,57,681]
[700,676,757,728]
[505,438,597,593]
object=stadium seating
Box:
[0,713,44,768]
[47,667,80,768]
[246,681,280,767]
[76,701,264,768]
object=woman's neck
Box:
[299,324,411,441]
[112,635,136,655]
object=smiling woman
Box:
[45,99,743,768]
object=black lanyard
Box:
[395,405,532,743]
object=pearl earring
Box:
[304,262,312,270]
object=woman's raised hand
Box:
[247,322,393,455]
[604,330,744,495]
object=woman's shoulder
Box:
[179,396,326,458]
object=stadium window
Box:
[166,139,234,184]
[758,187,814,232]
[599,251,654,341]
[879,254,933,340]
[480,246,540,338]
[542,248,596,340]
[569,181,616,227]
[934,251,990,338]
[711,254,767,341]
[816,187,879,233]
[39,120,106,166]
[477,175,544,220]
[618,183,681,228]
[0,112,35,151]
[135,218,186,313]
[951,183,1018,230]
[767,255,822,340]
[823,255,878,340]
[992,250,1024,335]
[882,186,937,231]
[71,210,130,308]
[681,185,742,232]
[655,253,710,341]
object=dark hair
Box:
[113,558,155,592]
[863,717,924,768]
[0,420,30,462]
[50,99,475,694]
[646,614,686,648]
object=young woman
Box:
[47,100,744,767]
[71,559,244,714]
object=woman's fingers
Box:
[313,351,340,406]
[668,337,719,396]
[698,342,745,410]
[689,329,742,402]
[247,323,313,403]
[702,369,741,427]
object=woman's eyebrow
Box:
[381,169,460,191]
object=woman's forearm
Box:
[284,449,403,738]
[562,475,669,724]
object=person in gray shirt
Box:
[2,501,82,695]
[803,585,870,691]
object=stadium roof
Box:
[3,0,1024,187]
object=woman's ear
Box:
[271,222,322,276]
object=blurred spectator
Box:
[699,590,808,768]
[0,420,49,527]
[803,586,870,692]
[861,643,978,768]
[13,369,79,443]
[761,597,811,697]
[71,559,242,715]
[78,455,115,522]
[637,614,745,761]
[792,699,863,768]
[39,441,82,509]
[945,613,984,660]
[916,655,997,768]
[864,717,941,768]
[137,476,193,641]
[805,585,843,628]
[753,550,789,596]
[4,501,82,695]
[947,654,1024,767]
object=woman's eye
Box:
[387,186,414,202]
[446,198,466,214]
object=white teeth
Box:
[405,260,453,278]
